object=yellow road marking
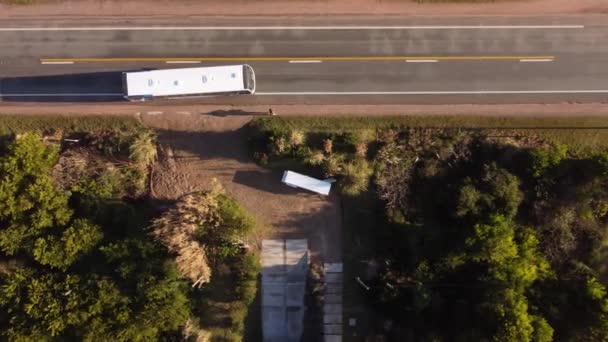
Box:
[40,56,556,63]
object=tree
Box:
[33,219,102,270]
[466,215,518,266]
[0,134,70,254]
[1,241,191,341]
[0,134,102,269]
[531,316,554,342]
[456,163,523,220]
[529,143,568,178]
[464,216,553,342]
[483,288,534,342]
[0,268,129,340]
[456,184,483,218]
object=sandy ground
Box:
[1,0,608,18]
[142,112,343,263]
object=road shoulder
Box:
[1,0,608,19]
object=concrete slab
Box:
[324,335,342,342]
[324,263,343,273]
[262,241,283,255]
[261,257,284,268]
[324,314,343,324]
[323,324,343,335]
[262,274,287,284]
[263,293,285,307]
[324,294,342,304]
[263,306,286,340]
[325,285,343,295]
[286,254,308,276]
[326,273,343,284]
[286,283,306,307]
[287,307,305,341]
[262,240,284,264]
[261,239,308,342]
[325,303,342,314]
[262,239,284,250]
[286,239,307,256]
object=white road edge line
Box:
[256,90,608,95]
[406,60,438,63]
[0,93,123,96]
[520,59,554,62]
[165,61,202,64]
[3,90,608,97]
[289,60,322,63]
[0,25,585,31]
[41,61,74,65]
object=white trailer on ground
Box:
[281,170,332,195]
[122,64,256,101]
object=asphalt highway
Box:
[0,16,607,104]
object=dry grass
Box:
[129,131,158,166]
[0,115,143,135]
[51,148,96,190]
[251,116,608,157]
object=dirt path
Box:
[2,103,608,117]
[1,0,607,18]
[142,112,342,263]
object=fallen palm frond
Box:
[151,189,224,287]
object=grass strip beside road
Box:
[415,0,498,2]
[0,114,144,135]
[0,0,38,4]
[251,115,608,156]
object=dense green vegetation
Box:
[0,122,259,341]
[250,116,608,341]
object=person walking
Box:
[268,108,276,116]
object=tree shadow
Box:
[273,195,342,264]
[155,128,254,164]
[233,169,309,195]
[244,274,263,342]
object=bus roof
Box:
[281,171,332,195]
[124,65,247,97]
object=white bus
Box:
[122,64,256,101]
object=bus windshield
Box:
[243,64,256,93]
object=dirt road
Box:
[142,111,342,263]
[1,103,608,117]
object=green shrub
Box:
[322,153,345,177]
[530,143,568,177]
[129,131,157,166]
[305,150,326,166]
[216,194,255,238]
[289,129,306,147]
[340,158,373,196]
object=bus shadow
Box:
[0,71,134,102]
[207,109,268,117]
